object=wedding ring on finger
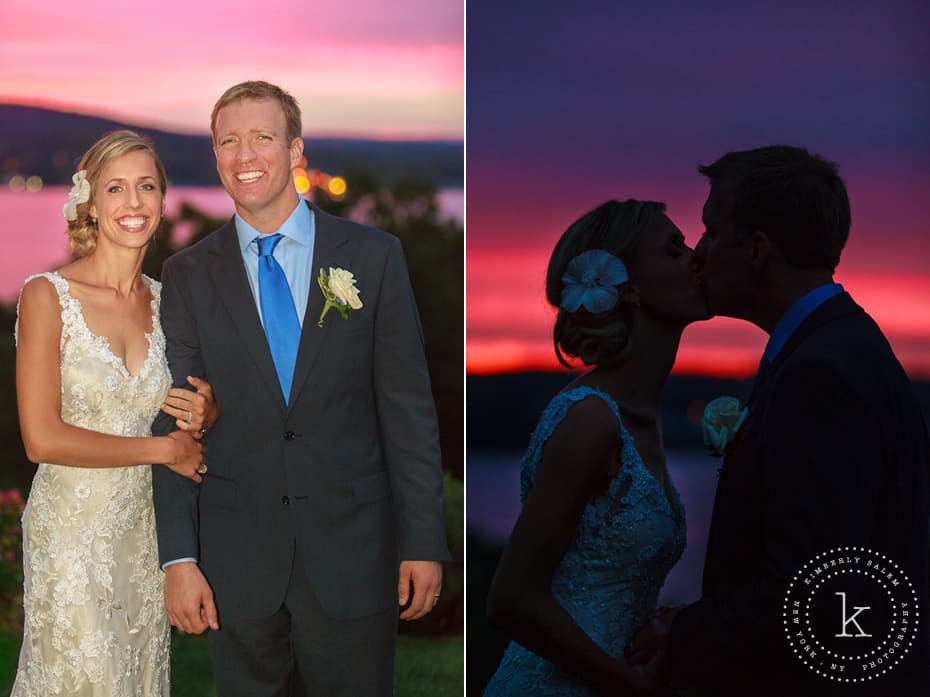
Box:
[197,464,208,475]
[186,410,193,423]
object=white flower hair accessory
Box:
[703,396,749,457]
[62,169,91,222]
[560,249,629,313]
[317,267,363,326]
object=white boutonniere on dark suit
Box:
[317,266,363,326]
[703,396,749,458]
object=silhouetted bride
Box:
[484,199,708,696]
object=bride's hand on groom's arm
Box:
[163,431,206,483]
[164,562,219,634]
[161,376,219,438]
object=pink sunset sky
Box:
[466,2,930,380]
[0,0,462,138]
[467,160,930,379]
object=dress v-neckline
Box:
[51,271,158,380]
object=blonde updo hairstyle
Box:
[545,199,667,369]
[66,130,168,257]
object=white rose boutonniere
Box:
[702,396,748,457]
[318,267,363,327]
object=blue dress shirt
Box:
[763,283,845,363]
[162,197,315,570]
[235,198,316,327]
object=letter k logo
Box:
[835,592,871,637]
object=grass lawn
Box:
[0,632,17,697]
[0,630,462,696]
[393,634,464,697]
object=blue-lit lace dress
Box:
[483,387,686,697]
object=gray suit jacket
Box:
[152,202,449,620]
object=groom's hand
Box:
[165,562,220,634]
[398,560,442,621]
[627,663,675,697]
[627,607,679,666]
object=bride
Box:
[483,200,708,696]
[12,130,216,696]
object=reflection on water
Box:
[467,448,721,605]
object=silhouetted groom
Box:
[631,146,929,696]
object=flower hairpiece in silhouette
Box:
[560,249,629,313]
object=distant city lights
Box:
[6,175,43,192]
[291,161,346,199]
[327,176,346,197]
[294,173,311,194]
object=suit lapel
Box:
[747,356,771,408]
[764,292,862,388]
[287,204,353,414]
[208,220,286,413]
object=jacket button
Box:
[284,431,295,440]
[281,496,290,505]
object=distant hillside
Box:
[467,371,930,451]
[0,104,462,187]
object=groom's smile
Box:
[235,170,265,183]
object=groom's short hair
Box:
[699,146,850,271]
[211,81,303,144]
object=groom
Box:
[152,81,449,696]
[630,146,929,695]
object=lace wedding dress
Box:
[483,387,686,696]
[12,272,171,696]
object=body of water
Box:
[0,187,463,304]
[468,448,721,605]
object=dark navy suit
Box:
[152,202,449,696]
[670,293,930,696]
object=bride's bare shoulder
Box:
[16,274,65,346]
[19,273,61,309]
[540,390,621,472]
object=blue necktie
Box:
[256,234,301,402]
